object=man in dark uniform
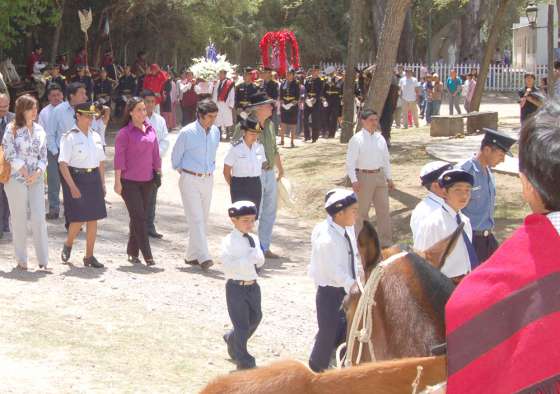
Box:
[279,68,300,147]
[459,128,517,264]
[115,65,137,117]
[304,65,325,142]
[235,67,258,116]
[259,67,279,135]
[323,66,343,138]
[46,64,67,96]
[94,67,114,107]
[72,65,94,100]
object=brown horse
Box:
[200,356,446,394]
[343,221,460,364]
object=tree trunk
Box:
[369,0,386,59]
[341,0,366,143]
[469,0,512,112]
[50,0,66,65]
[364,0,413,113]
[459,0,484,62]
[397,10,414,62]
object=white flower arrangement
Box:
[190,54,237,81]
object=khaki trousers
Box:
[355,172,392,247]
[401,100,419,128]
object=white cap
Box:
[324,188,357,215]
[419,161,453,186]
[228,200,257,217]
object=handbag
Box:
[0,124,16,184]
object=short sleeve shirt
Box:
[59,127,106,168]
[224,139,266,177]
[399,77,419,101]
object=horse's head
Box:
[416,222,464,270]
[357,220,381,274]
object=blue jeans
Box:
[47,151,61,214]
[258,169,277,252]
[432,100,442,116]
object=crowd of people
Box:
[1,45,559,389]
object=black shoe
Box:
[184,258,199,266]
[84,256,104,268]
[46,212,59,220]
[236,362,256,371]
[61,244,72,263]
[223,333,236,360]
[148,230,163,239]
[200,260,213,271]
[128,255,141,264]
[145,259,156,267]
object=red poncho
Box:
[142,64,168,105]
[446,214,560,394]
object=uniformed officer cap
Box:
[246,92,275,108]
[244,67,254,75]
[75,102,99,116]
[438,169,474,189]
[240,115,262,134]
[228,200,257,218]
[324,189,358,216]
[420,161,453,186]
[481,128,517,156]
[286,67,295,74]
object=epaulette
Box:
[232,139,243,147]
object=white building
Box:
[512,3,558,70]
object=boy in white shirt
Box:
[220,201,265,370]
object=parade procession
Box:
[0,1,559,393]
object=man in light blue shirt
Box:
[45,82,87,220]
[446,69,462,115]
[171,99,220,271]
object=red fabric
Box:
[26,52,41,76]
[101,54,113,68]
[259,31,300,77]
[217,79,234,102]
[143,65,169,105]
[446,214,560,394]
[181,79,198,108]
[73,53,87,67]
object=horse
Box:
[0,58,21,85]
[200,356,447,394]
[0,70,7,95]
[342,221,459,365]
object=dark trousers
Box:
[473,233,499,265]
[182,105,196,126]
[326,103,340,138]
[121,179,154,261]
[225,280,262,368]
[0,184,10,232]
[309,286,347,373]
[146,183,159,233]
[380,104,395,144]
[230,177,262,217]
[304,105,322,142]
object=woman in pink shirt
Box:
[114,97,162,266]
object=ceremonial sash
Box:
[446,214,560,394]
[218,79,234,102]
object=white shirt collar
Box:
[427,192,444,204]
[442,201,459,216]
[327,216,347,237]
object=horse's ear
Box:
[417,223,463,270]
[358,221,381,272]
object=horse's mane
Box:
[406,253,455,323]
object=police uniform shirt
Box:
[91,118,107,147]
[324,77,343,103]
[410,192,444,244]
[308,216,363,293]
[58,126,105,168]
[235,82,258,108]
[414,202,473,278]
[117,75,137,95]
[280,80,299,106]
[459,158,496,231]
[94,79,113,99]
[304,77,324,101]
[220,229,265,281]
[260,79,279,100]
[224,139,266,177]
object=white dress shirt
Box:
[220,229,265,281]
[308,216,363,293]
[224,140,266,177]
[410,192,444,244]
[399,76,419,101]
[147,112,169,157]
[548,212,560,235]
[91,117,107,147]
[414,202,473,278]
[58,127,105,169]
[38,104,55,131]
[346,128,391,183]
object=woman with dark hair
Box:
[1,95,49,270]
[114,97,162,266]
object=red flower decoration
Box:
[259,30,300,77]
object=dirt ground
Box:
[0,96,528,393]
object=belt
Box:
[229,279,256,286]
[473,230,493,237]
[182,169,212,178]
[262,163,272,171]
[70,167,97,174]
[356,168,381,173]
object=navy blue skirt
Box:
[61,168,107,223]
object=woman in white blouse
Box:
[1,94,49,270]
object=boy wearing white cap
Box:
[308,189,362,372]
[410,161,453,243]
[221,200,265,370]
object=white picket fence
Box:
[321,62,549,92]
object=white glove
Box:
[305,98,316,108]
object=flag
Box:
[103,17,110,36]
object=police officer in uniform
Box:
[224,116,266,215]
[58,103,107,269]
[279,68,300,147]
[410,161,453,244]
[94,67,114,107]
[304,65,325,142]
[235,67,258,116]
[72,65,94,100]
[323,66,343,138]
[259,67,279,135]
[459,128,517,264]
[45,64,67,97]
[115,65,137,117]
